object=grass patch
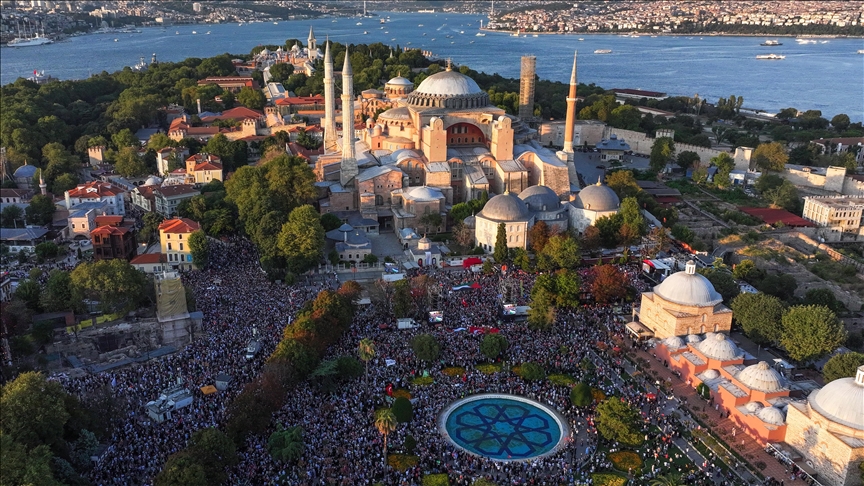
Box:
[590,472,628,486]
[808,259,862,285]
[547,373,575,386]
[392,388,412,400]
[476,363,503,374]
[608,450,643,472]
[741,245,789,264]
[422,473,450,486]
[387,454,419,472]
[442,366,466,377]
[411,376,433,386]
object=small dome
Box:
[737,361,785,393]
[808,365,864,430]
[686,334,703,344]
[413,70,482,96]
[702,369,720,380]
[757,406,786,426]
[697,333,740,361]
[463,215,476,229]
[145,175,163,186]
[379,106,411,121]
[478,193,532,222]
[745,401,764,413]
[573,181,620,211]
[404,185,444,202]
[418,236,431,250]
[386,76,413,86]
[518,185,560,212]
[653,262,723,307]
[13,164,38,178]
[664,336,685,350]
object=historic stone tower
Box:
[340,47,358,186]
[322,41,338,153]
[563,51,578,156]
[518,55,536,120]
[307,26,316,52]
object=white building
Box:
[568,180,621,234]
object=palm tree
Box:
[374,408,397,467]
[650,474,686,486]
[358,338,376,389]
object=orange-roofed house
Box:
[90,215,137,261]
[130,253,168,274]
[158,218,201,271]
[64,181,127,215]
[197,77,257,93]
[184,153,224,184]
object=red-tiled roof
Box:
[222,106,263,119]
[67,181,124,198]
[811,137,864,145]
[154,184,198,198]
[158,217,200,234]
[739,207,815,227]
[186,153,222,164]
[275,94,325,106]
[94,215,123,225]
[194,162,223,171]
[130,253,167,265]
[91,225,129,236]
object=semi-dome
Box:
[519,185,560,212]
[737,361,785,393]
[653,261,723,307]
[686,334,703,344]
[403,185,444,202]
[702,369,720,380]
[808,365,864,430]
[745,401,764,413]
[697,333,740,361]
[378,106,412,121]
[573,180,620,211]
[406,70,490,109]
[664,336,685,350]
[386,76,413,86]
[757,406,786,426]
[478,193,532,222]
[463,215,476,229]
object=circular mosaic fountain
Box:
[438,394,569,462]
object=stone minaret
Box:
[340,47,358,186]
[307,26,316,53]
[563,51,577,156]
[322,40,338,153]
[38,169,47,196]
[518,55,536,120]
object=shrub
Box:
[403,434,416,454]
[422,473,450,486]
[391,397,413,423]
[442,366,466,377]
[411,376,433,386]
[570,383,592,407]
[591,388,607,403]
[608,451,642,472]
[392,388,412,400]
[547,374,575,386]
[387,454,419,472]
[472,480,497,486]
[516,362,545,381]
[476,363,502,374]
[590,472,628,486]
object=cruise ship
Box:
[594,49,612,54]
[756,54,785,60]
[8,33,53,47]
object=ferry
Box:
[26,69,56,84]
[857,50,864,54]
[192,31,197,34]
[356,22,363,26]
[8,33,53,46]
[476,32,486,37]
[380,19,386,24]
[760,40,782,46]
[594,49,612,54]
[363,31,368,35]
[578,38,584,41]
[418,9,435,13]
[756,54,785,60]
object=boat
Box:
[391,38,396,41]
[858,50,864,54]
[594,49,612,54]
[380,19,386,24]
[206,31,211,35]
[363,31,368,34]
[132,56,148,71]
[7,33,53,47]
[356,22,363,26]
[760,40,782,46]
[756,54,785,60]
[422,33,427,36]
[175,31,180,34]
[470,40,474,44]
[418,8,435,13]
[532,34,538,37]
[418,24,424,27]
[460,31,465,34]
[192,31,197,34]
[114,38,118,42]
[273,22,278,25]
[26,69,56,84]
[578,38,584,41]
[476,32,485,37]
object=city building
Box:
[153,185,200,218]
[596,134,631,162]
[802,195,864,237]
[90,215,137,261]
[184,153,223,184]
[130,253,168,274]
[158,217,200,271]
[568,179,621,233]
[155,147,189,176]
[67,201,108,238]
[12,162,38,190]
[0,227,49,253]
[64,181,126,216]
[196,76,256,93]
[325,223,372,263]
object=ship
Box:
[594,49,612,54]
[756,54,785,60]
[418,9,435,13]
[27,69,56,84]
[760,40,782,46]
[857,50,864,54]
[8,33,53,47]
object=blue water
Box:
[444,397,562,460]
[2,12,862,121]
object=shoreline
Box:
[477,28,863,39]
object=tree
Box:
[25,194,56,226]
[0,372,70,451]
[830,113,851,131]
[111,128,139,149]
[595,398,643,446]
[730,292,785,345]
[52,173,78,194]
[40,270,73,312]
[0,435,61,486]
[539,234,580,270]
[113,146,149,178]
[141,212,164,245]
[759,273,798,302]
[277,205,325,273]
[711,152,735,188]
[268,62,294,83]
[358,338,375,389]
[619,197,646,237]
[187,427,238,483]
[527,286,556,331]
[528,220,552,253]
[649,137,675,173]
[187,230,209,268]
[480,333,508,360]
[237,86,266,111]
[411,334,440,363]
[391,397,413,423]
[822,352,864,383]
[154,451,209,486]
[554,269,581,307]
[70,259,147,314]
[781,305,847,363]
[267,425,304,463]
[605,170,641,200]
[803,288,845,314]
[320,213,342,232]
[753,142,789,172]
[374,408,397,467]
[1,204,24,227]
[590,265,630,304]
[732,259,759,282]
[676,150,700,170]
[34,241,59,260]
[449,202,472,224]
[763,180,799,212]
[570,383,592,407]
[517,362,545,381]
[755,173,785,194]
[698,269,739,303]
[493,222,508,263]
[14,279,42,311]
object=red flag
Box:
[34,69,38,75]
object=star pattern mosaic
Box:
[445,399,561,460]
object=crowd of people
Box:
[50,244,739,485]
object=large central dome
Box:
[407,70,490,109]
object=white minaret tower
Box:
[307,26,316,53]
[563,51,577,156]
[340,47,358,186]
[323,40,338,153]
[38,169,47,196]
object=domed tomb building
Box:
[475,192,533,251]
[568,178,621,234]
[636,261,733,339]
[784,365,864,486]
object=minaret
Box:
[340,47,358,186]
[307,26,316,52]
[563,50,577,156]
[322,40,338,153]
[38,169,47,196]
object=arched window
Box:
[375,195,383,205]
[702,314,707,322]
